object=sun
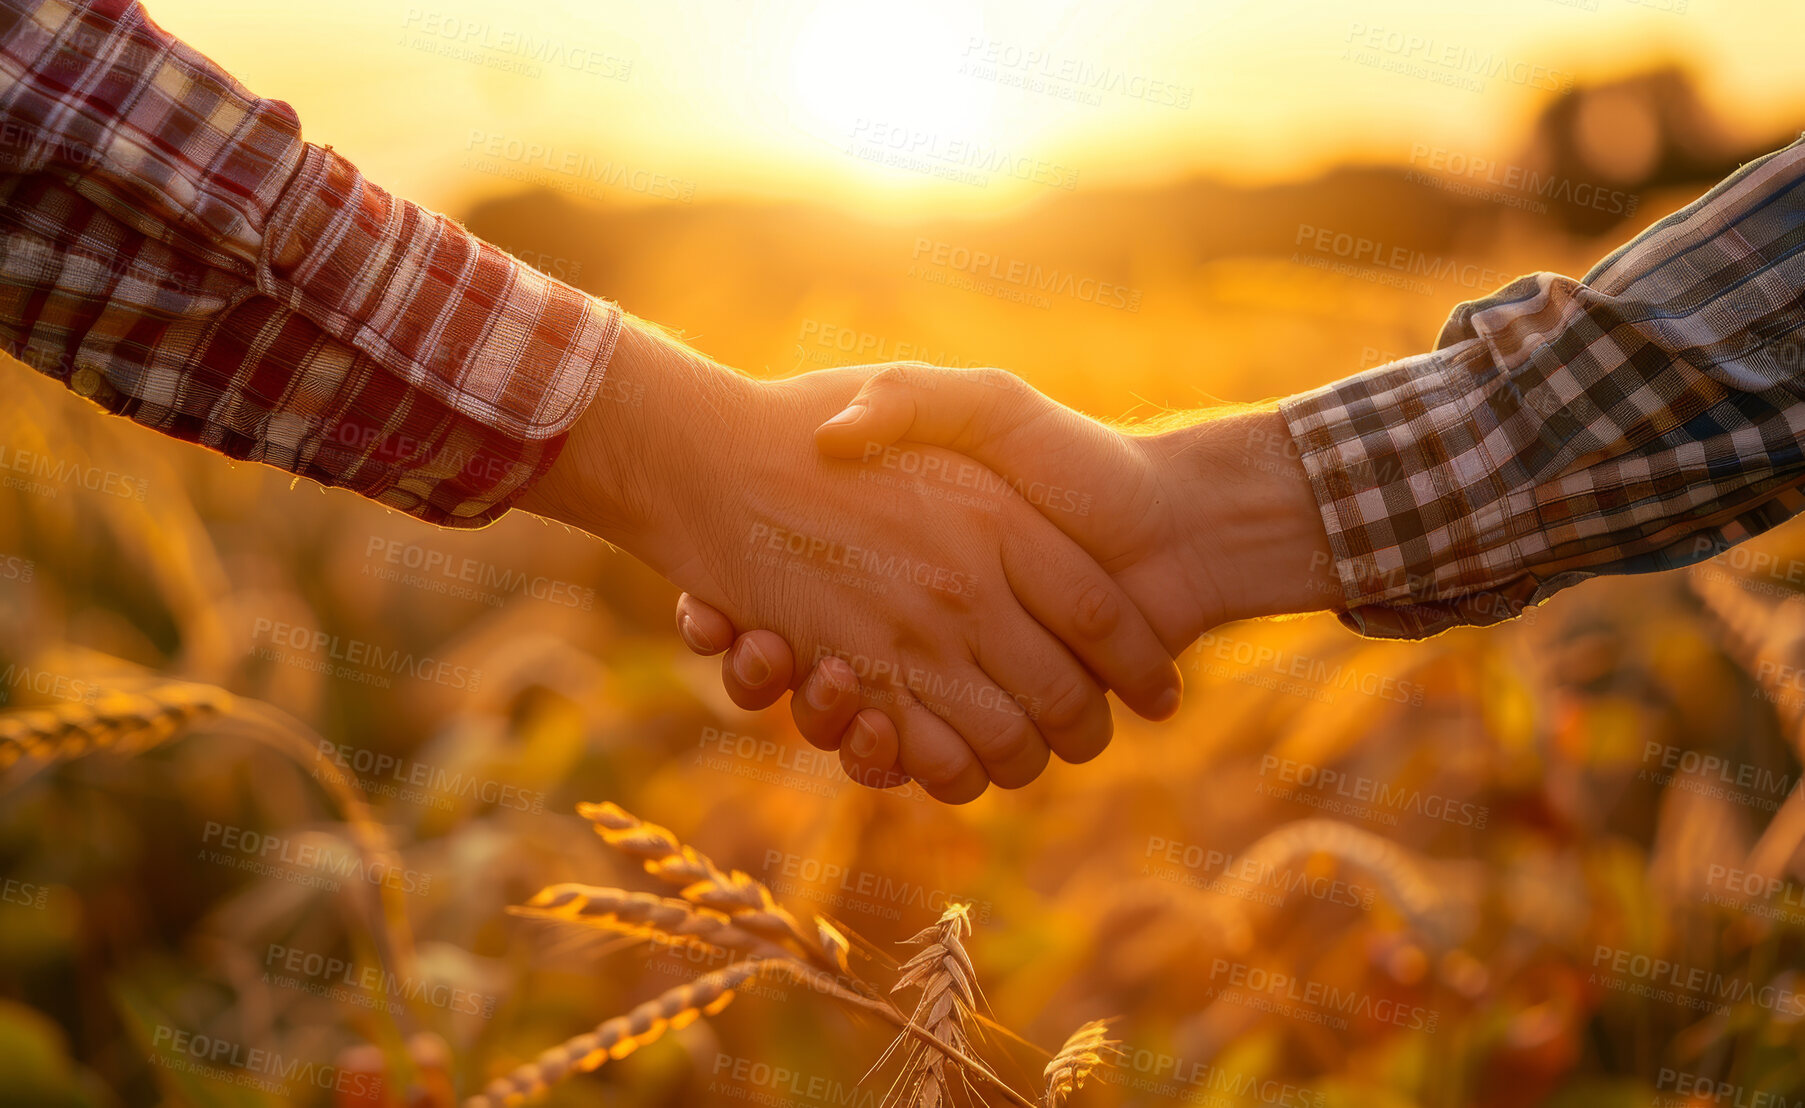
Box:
[785,0,999,174]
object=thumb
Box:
[814,371,922,460]
[815,365,1023,460]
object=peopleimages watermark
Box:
[1702,864,1805,927]
[957,38,1194,110]
[795,319,984,371]
[1,879,51,910]
[0,440,148,502]
[0,660,99,708]
[0,226,214,298]
[710,1054,878,1108]
[400,8,633,81]
[1143,836,1377,910]
[1590,944,1805,1017]
[199,821,434,895]
[1654,1069,1802,1108]
[249,617,483,693]
[1689,534,1805,601]
[493,244,586,286]
[148,1025,379,1099]
[909,238,1141,312]
[1098,1043,1325,1108]
[857,443,1093,518]
[463,132,695,204]
[362,536,597,611]
[1292,223,1512,298]
[844,119,1078,191]
[264,943,498,1019]
[693,725,933,802]
[1256,755,1488,829]
[763,850,992,924]
[1342,23,1575,95]
[1406,144,1639,218]
[1638,741,1791,813]
[1193,631,1427,708]
[1208,958,1440,1032]
[805,645,1044,722]
[745,521,979,601]
[313,740,546,814]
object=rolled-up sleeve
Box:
[0,0,619,526]
[1281,135,1805,638]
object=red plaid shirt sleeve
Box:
[1281,136,1805,638]
[0,0,620,526]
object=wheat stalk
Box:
[0,661,424,1032]
[1233,818,1477,948]
[463,958,780,1108]
[1042,1020,1121,1108]
[511,805,1048,1108]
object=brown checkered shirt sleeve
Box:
[1281,135,1805,638]
[0,0,620,527]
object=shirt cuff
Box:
[257,142,620,442]
[1278,341,1551,639]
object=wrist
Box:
[517,317,753,565]
[1152,407,1342,624]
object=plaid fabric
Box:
[1282,135,1805,639]
[0,0,619,526]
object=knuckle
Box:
[1034,670,1096,734]
[973,367,1023,396]
[976,716,1038,770]
[900,742,968,788]
[872,364,916,393]
[1073,582,1121,640]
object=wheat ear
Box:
[1043,1020,1121,1108]
[463,958,778,1108]
[886,903,980,1108]
[508,884,793,962]
[0,682,230,774]
[578,801,850,974]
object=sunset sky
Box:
[144,0,1805,217]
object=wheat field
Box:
[2,64,1804,1108]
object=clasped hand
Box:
[521,326,1335,803]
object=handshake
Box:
[518,320,1342,803]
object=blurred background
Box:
[4,0,1805,1105]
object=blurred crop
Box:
[2,52,1805,1108]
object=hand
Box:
[676,364,1341,758]
[518,329,1184,802]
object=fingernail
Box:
[804,670,840,711]
[820,402,866,429]
[732,639,771,685]
[848,718,878,759]
[1152,686,1181,720]
[678,611,710,653]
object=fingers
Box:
[838,709,908,791]
[676,594,796,710]
[908,661,1051,790]
[998,504,1182,721]
[719,631,795,711]
[675,592,735,655]
[791,657,861,750]
[968,612,1115,766]
[890,696,991,804]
